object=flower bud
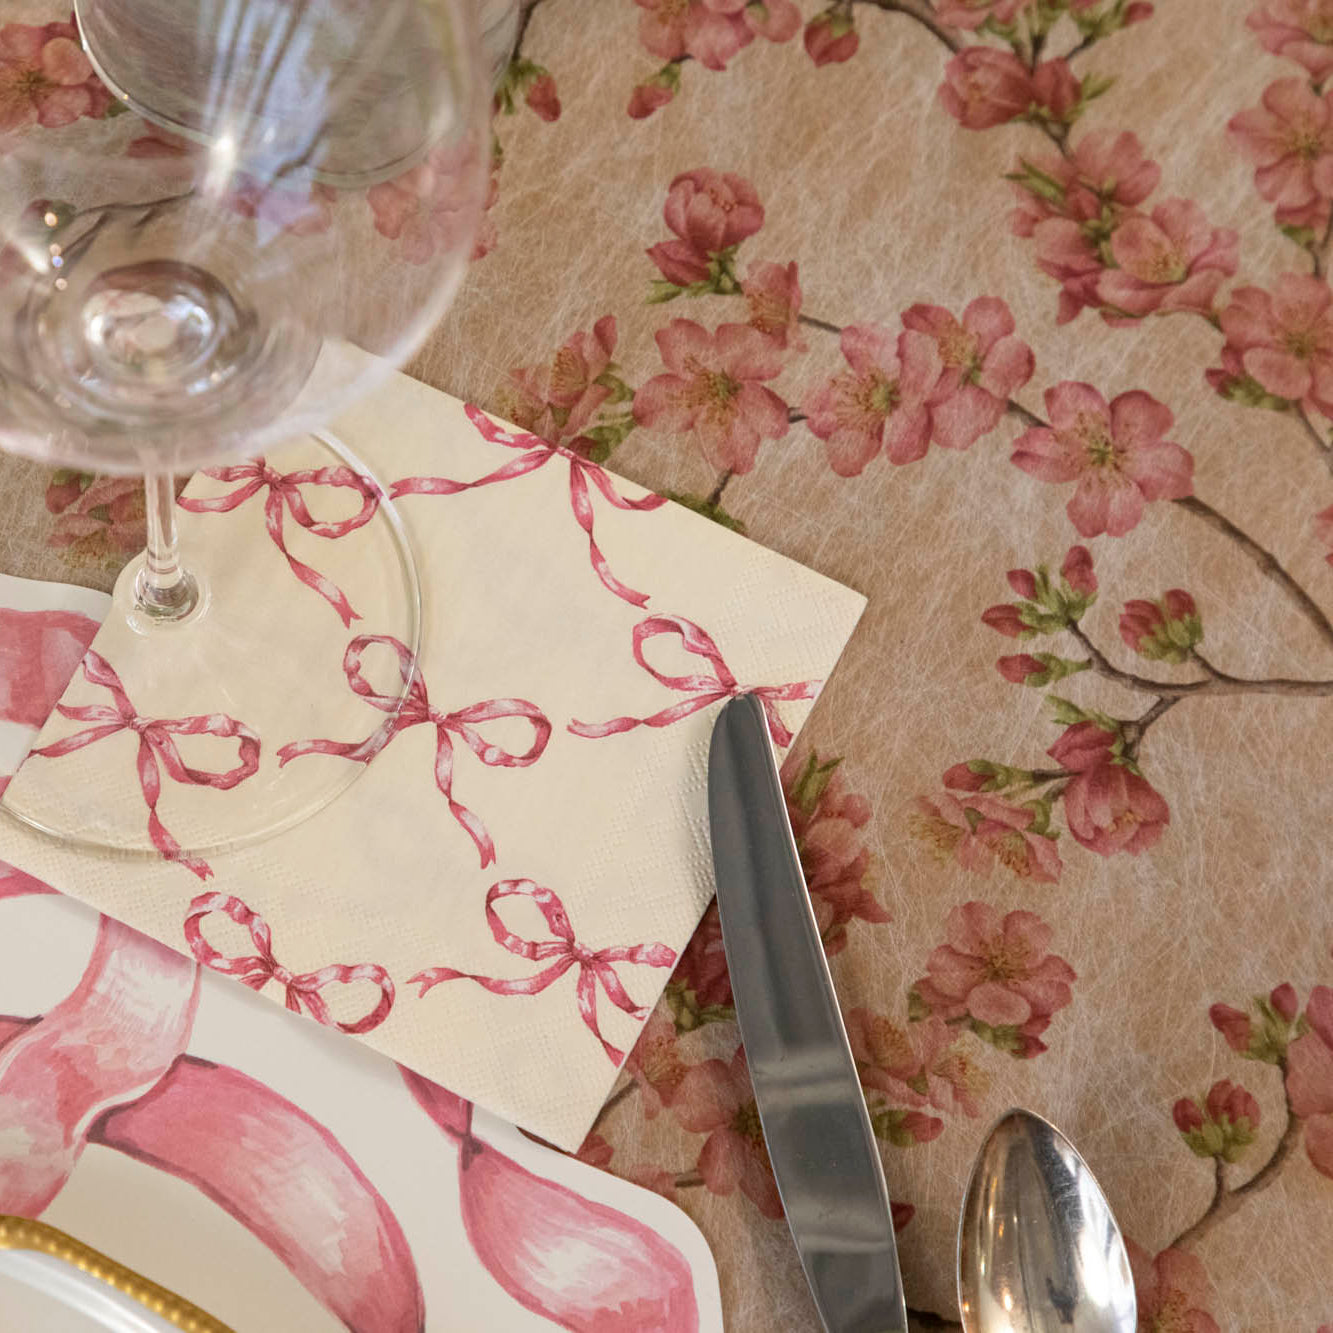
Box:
[804,8,859,66]
[1172,1097,1203,1133]
[981,603,1028,638]
[1270,982,1299,1022]
[1007,568,1037,598]
[1119,590,1202,663]
[1060,545,1097,597]
[1208,1002,1252,1053]
[997,653,1046,684]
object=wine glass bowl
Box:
[0,0,487,859]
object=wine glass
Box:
[0,0,487,860]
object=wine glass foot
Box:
[0,430,421,866]
[122,557,208,632]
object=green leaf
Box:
[1279,222,1318,251]
[907,988,931,1022]
[788,752,842,817]
[661,490,746,534]
[1046,695,1089,726]
[646,280,685,305]
[593,371,635,405]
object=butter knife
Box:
[708,692,909,1333]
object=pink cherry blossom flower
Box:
[936,0,1034,30]
[635,0,752,70]
[902,296,1035,449]
[1286,985,1333,1179]
[802,326,941,474]
[744,0,801,41]
[1098,200,1239,318]
[671,1046,783,1217]
[1047,720,1117,771]
[1010,131,1160,236]
[781,747,889,954]
[1011,382,1194,537]
[1218,274,1333,414]
[1229,79,1333,209]
[907,793,1063,883]
[574,1132,614,1168]
[1061,544,1097,596]
[1248,1,1333,81]
[1206,1078,1261,1132]
[913,902,1075,1055]
[804,8,858,65]
[1126,1241,1221,1333]
[743,261,805,350]
[47,476,147,562]
[1032,217,1106,323]
[0,17,110,132]
[625,1009,691,1117]
[1062,761,1170,856]
[669,900,732,1018]
[633,318,788,472]
[499,315,617,448]
[367,144,478,265]
[1031,59,1080,121]
[227,179,337,237]
[846,1009,990,1116]
[648,168,764,284]
[664,167,764,253]
[938,47,1033,130]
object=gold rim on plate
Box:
[0,1214,235,1332]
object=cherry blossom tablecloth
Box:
[3,0,1333,1329]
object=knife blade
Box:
[708,692,908,1333]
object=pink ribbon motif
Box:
[389,404,668,607]
[569,614,821,748]
[411,880,676,1065]
[178,460,382,627]
[278,635,551,868]
[184,892,395,1035]
[29,651,260,880]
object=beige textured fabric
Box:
[5,0,1333,1327]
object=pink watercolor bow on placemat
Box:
[178,460,382,627]
[278,635,551,867]
[184,892,395,1035]
[569,613,820,747]
[389,404,668,607]
[412,880,676,1064]
[27,651,260,880]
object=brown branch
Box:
[674,1169,706,1188]
[1005,397,1046,429]
[1295,403,1333,477]
[787,408,807,424]
[857,0,963,53]
[1175,496,1333,654]
[707,469,734,507]
[1067,623,1333,699]
[797,312,844,335]
[1120,695,1178,755]
[510,0,547,64]
[589,1078,637,1135]
[1171,1086,1304,1251]
[1313,208,1333,279]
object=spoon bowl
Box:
[957,1108,1135,1333]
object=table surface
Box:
[4,2,1333,1329]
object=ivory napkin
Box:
[0,358,865,1149]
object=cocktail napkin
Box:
[0,357,865,1149]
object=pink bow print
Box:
[569,614,820,748]
[179,460,381,626]
[29,651,260,880]
[389,404,668,607]
[277,635,551,867]
[411,880,676,1064]
[184,892,395,1035]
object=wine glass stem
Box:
[134,471,199,621]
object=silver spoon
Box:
[957,1108,1136,1333]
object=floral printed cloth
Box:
[4,0,1333,1329]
